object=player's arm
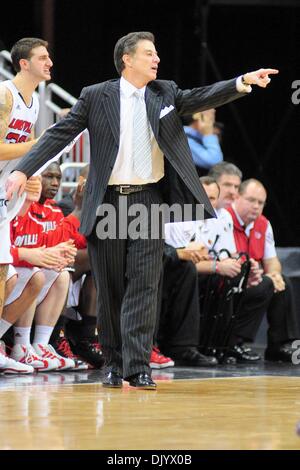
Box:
[28,127,35,141]
[0,85,38,161]
[0,265,9,316]
[12,246,66,270]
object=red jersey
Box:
[10,199,86,267]
[30,199,65,229]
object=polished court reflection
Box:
[1,372,300,450]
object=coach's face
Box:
[123,40,160,86]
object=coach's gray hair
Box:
[114,31,155,76]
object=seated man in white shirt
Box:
[165,177,245,280]
[165,176,264,363]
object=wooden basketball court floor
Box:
[1,360,300,451]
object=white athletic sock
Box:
[14,326,31,346]
[0,319,13,338]
[33,325,54,345]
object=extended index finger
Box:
[262,68,279,75]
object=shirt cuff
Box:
[236,76,252,93]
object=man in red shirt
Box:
[228,178,300,362]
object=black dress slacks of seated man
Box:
[231,275,300,362]
[197,273,261,363]
[156,245,217,367]
[197,272,300,363]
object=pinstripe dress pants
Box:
[87,186,164,379]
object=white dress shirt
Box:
[108,77,164,185]
[164,208,236,256]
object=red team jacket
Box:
[226,206,268,263]
[10,199,86,267]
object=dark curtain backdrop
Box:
[1,0,300,246]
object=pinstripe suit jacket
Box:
[15,77,245,237]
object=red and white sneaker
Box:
[51,337,88,370]
[10,344,56,372]
[33,344,75,370]
[32,343,62,370]
[150,347,175,369]
[0,341,34,375]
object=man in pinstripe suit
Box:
[6,31,278,389]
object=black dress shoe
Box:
[265,344,295,363]
[227,344,261,363]
[172,347,218,367]
[102,370,123,388]
[221,355,237,365]
[128,372,157,390]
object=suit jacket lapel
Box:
[103,80,120,146]
[103,81,162,145]
[145,85,163,141]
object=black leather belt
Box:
[110,184,156,195]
